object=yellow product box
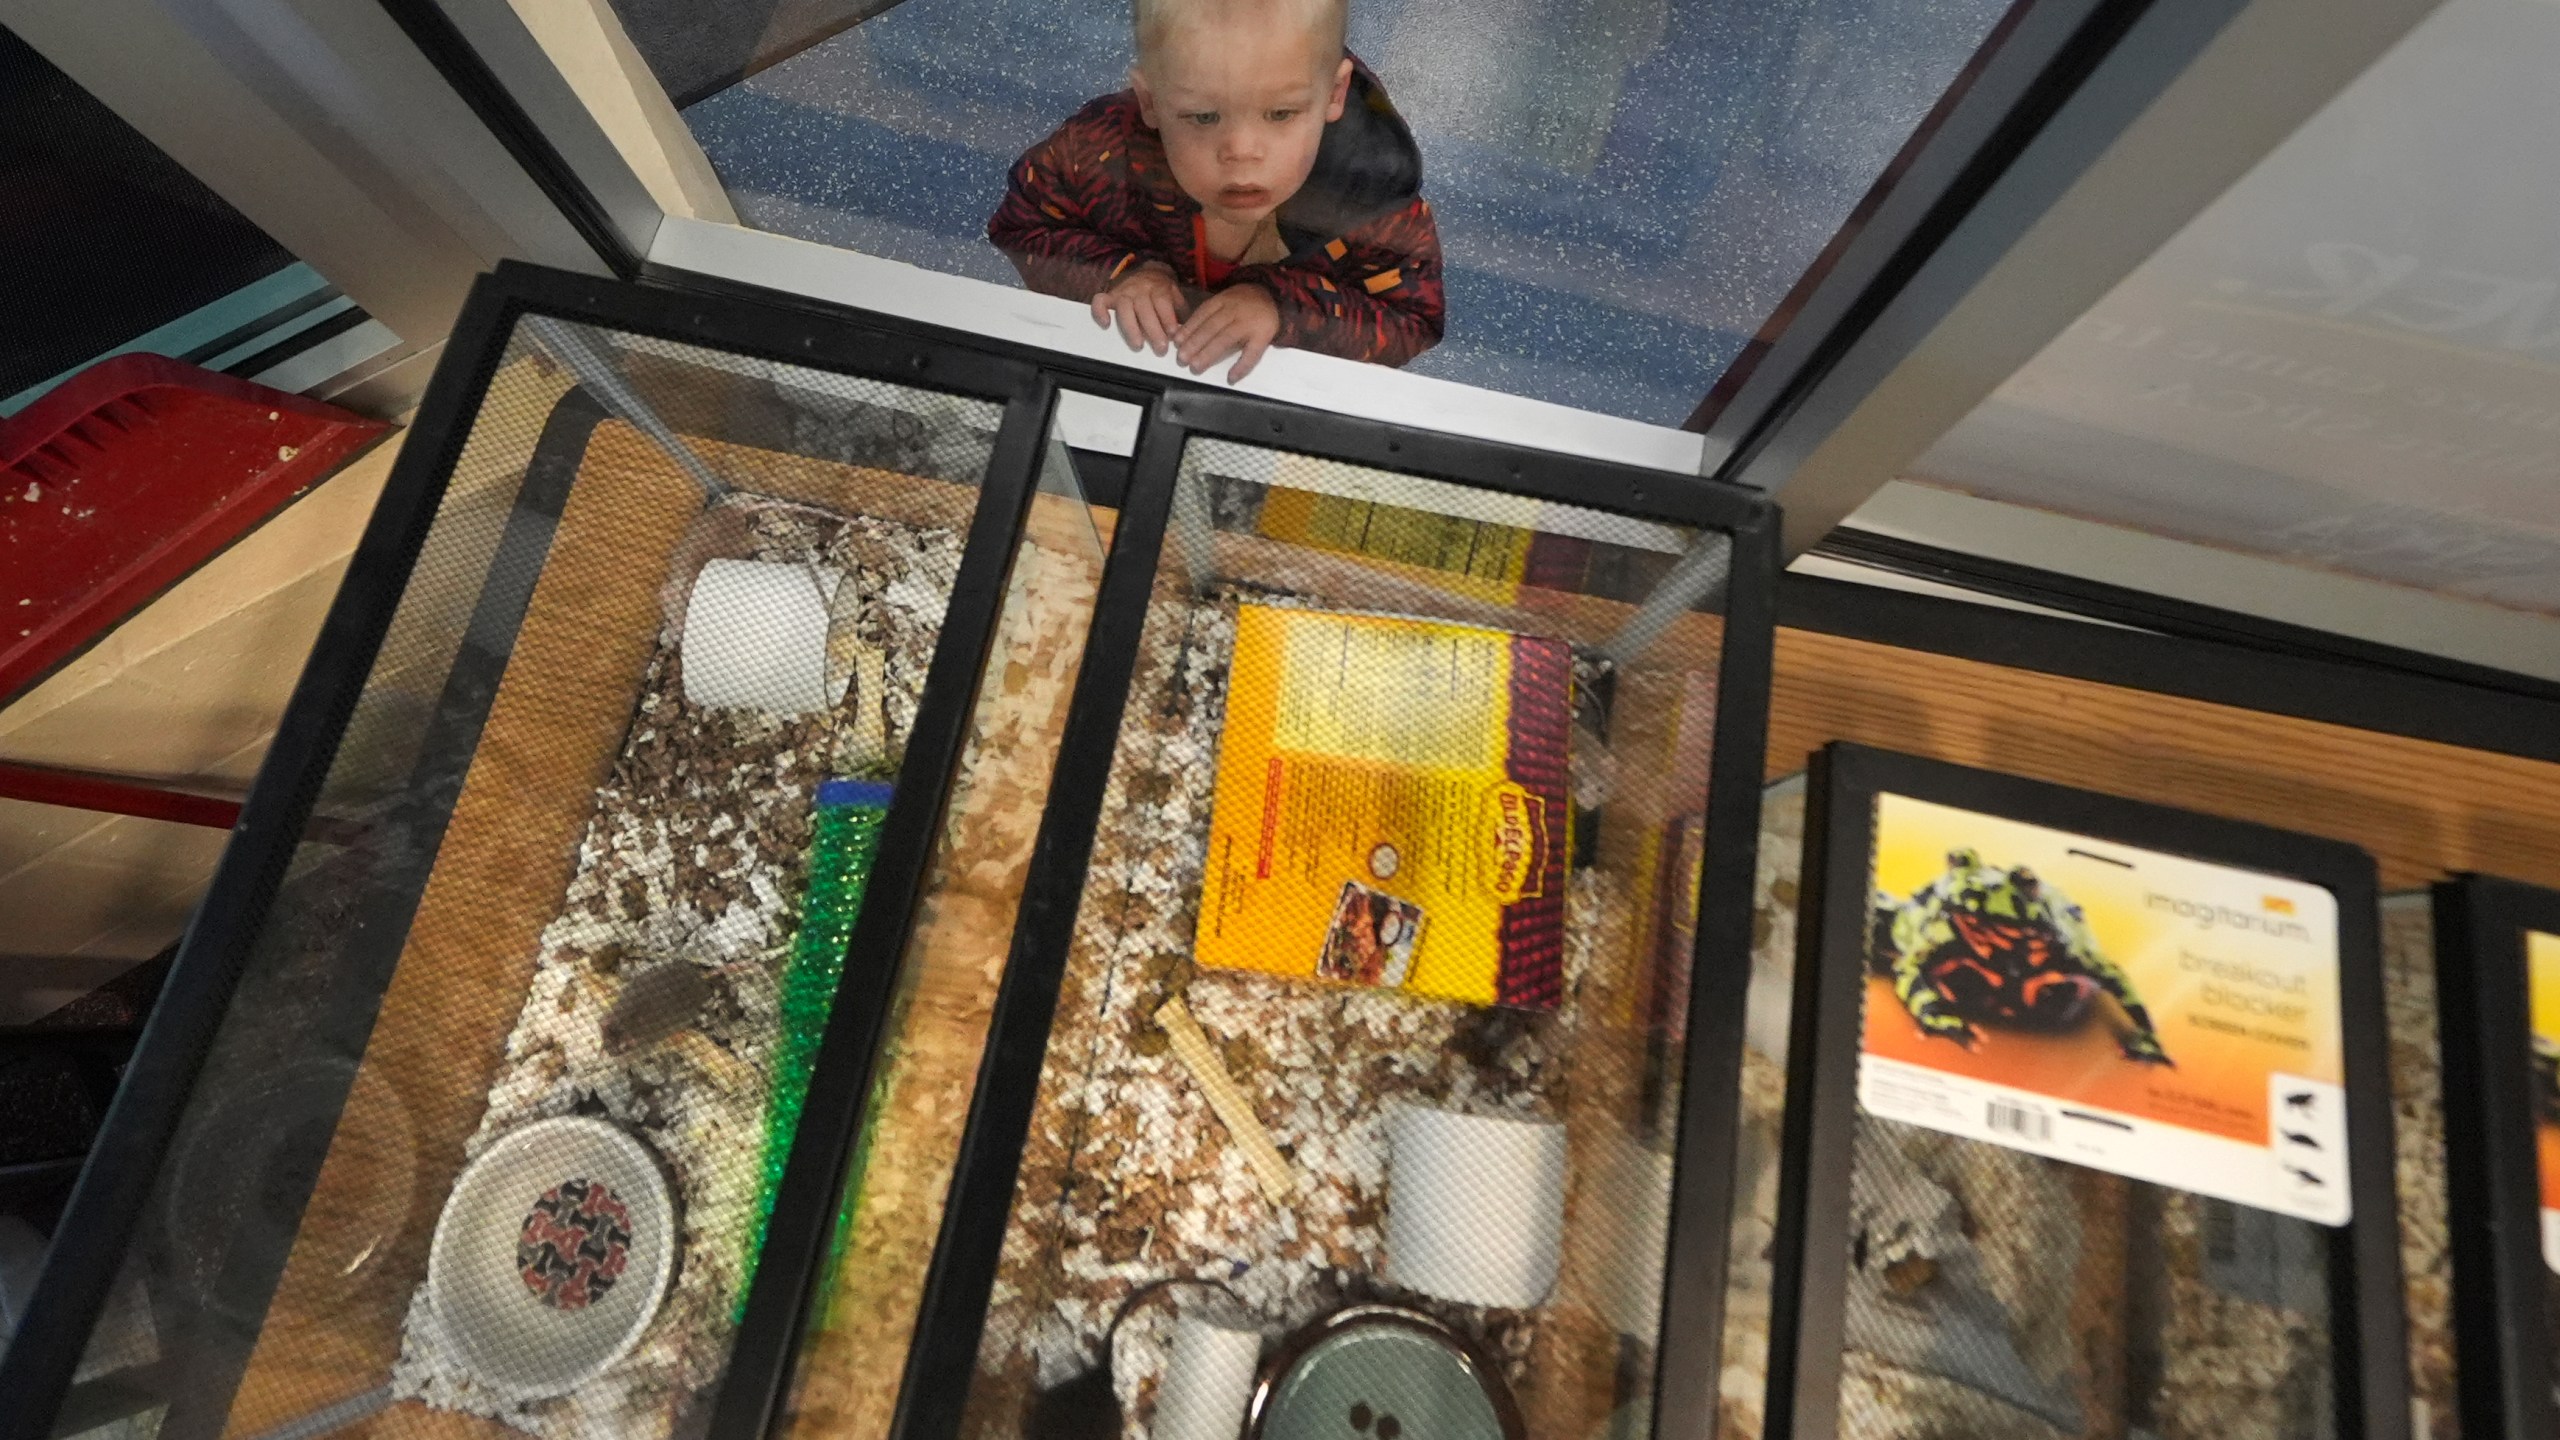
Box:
[1193,605,1573,1009]
[1251,482,1533,604]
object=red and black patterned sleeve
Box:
[987,101,1150,303]
[1240,197,1446,367]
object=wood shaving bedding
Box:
[965,591,1646,1438]
[2378,896,2454,1440]
[390,501,959,1437]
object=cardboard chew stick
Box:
[1156,995,1297,1204]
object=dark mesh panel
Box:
[51,320,1014,1440]
[954,435,1730,1437]
[777,416,1109,1432]
[1722,782,2340,1440]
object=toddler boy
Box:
[988,0,1443,382]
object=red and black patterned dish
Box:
[516,1177,636,1311]
[423,1116,676,1396]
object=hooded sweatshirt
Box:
[988,58,1444,368]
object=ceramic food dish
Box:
[1246,1304,1524,1440]
[424,1115,676,1396]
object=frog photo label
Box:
[1856,792,2350,1224]
[2526,929,2560,1271]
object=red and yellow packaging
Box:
[1192,606,1571,1009]
[2528,930,2560,1271]
[1858,793,2350,1224]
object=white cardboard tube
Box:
[680,559,845,713]
[1153,1312,1262,1440]
[1385,1104,1568,1309]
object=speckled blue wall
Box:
[683,0,2012,426]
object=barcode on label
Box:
[1986,1098,2052,1142]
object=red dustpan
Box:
[0,354,391,705]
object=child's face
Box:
[1133,8,1354,230]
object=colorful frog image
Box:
[1872,848,2173,1065]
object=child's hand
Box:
[1092,262,1188,355]
[1175,285,1281,383]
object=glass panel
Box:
[953,436,1732,1435]
[1905,0,2560,617]
[52,318,1015,1439]
[779,410,1111,1433]
[1725,778,2342,1440]
[585,0,2011,422]
[1837,1133,2333,1440]
[1716,774,1803,1440]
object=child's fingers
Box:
[1182,315,1244,371]
[1113,284,1163,353]
[1117,295,1164,354]
[1170,291,1223,345]
[1169,309,1202,361]
[1176,311,1239,373]
[1147,291,1183,354]
[1101,292,1131,346]
[1135,294,1173,355]
[1227,329,1273,384]
[1111,299,1148,351]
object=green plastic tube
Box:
[737,777,890,1321]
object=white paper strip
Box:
[680,559,845,714]
[1385,1104,1567,1309]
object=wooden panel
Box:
[687,433,982,534]
[1764,625,2560,891]
[226,422,700,1436]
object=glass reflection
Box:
[1908,0,2560,615]
[646,0,2014,422]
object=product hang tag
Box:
[1854,791,2351,1226]
[2526,928,2560,1270]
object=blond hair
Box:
[1134,0,1348,74]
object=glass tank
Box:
[6,267,1782,1440]
[813,399,1779,1439]
[1745,748,2408,1440]
[1735,782,2340,1440]
[655,0,2018,425]
[10,269,1100,1440]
